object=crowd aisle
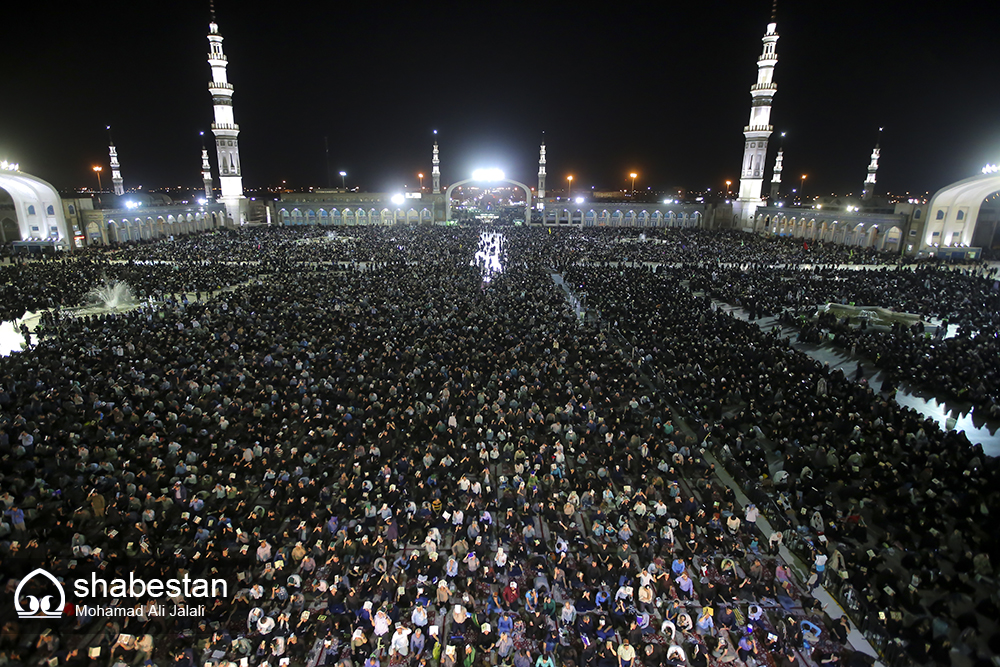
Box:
[0,226,995,667]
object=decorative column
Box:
[770,134,785,200]
[200,131,214,202]
[734,19,779,226]
[862,128,882,201]
[208,15,245,223]
[432,132,441,193]
[108,126,124,196]
[537,141,547,198]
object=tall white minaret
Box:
[537,140,547,198]
[207,10,244,224]
[108,126,124,196]
[200,131,214,202]
[770,132,785,200]
[734,17,779,225]
[862,127,882,201]
[432,131,441,193]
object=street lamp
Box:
[92,166,103,192]
[800,174,807,204]
[418,173,424,191]
[629,172,638,194]
[567,175,573,197]
[339,171,347,189]
[725,180,731,198]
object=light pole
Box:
[92,166,103,192]
[418,173,424,191]
[800,174,807,205]
[629,172,637,195]
[567,175,573,197]
[339,171,347,189]
[725,180,731,199]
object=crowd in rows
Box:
[567,260,999,665]
[683,263,1000,413]
[0,225,996,667]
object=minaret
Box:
[862,127,882,201]
[108,126,124,196]
[734,15,779,225]
[537,140,547,198]
[207,9,244,224]
[770,132,785,200]
[200,132,214,202]
[432,131,441,193]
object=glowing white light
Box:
[575,196,584,204]
[472,168,505,182]
[125,201,139,209]
[0,161,19,172]
[983,164,999,174]
[197,198,207,205]
[391,194,405,205]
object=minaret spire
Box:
[537,135,547,199]
[770,132,785,200]
[862,127,882,201]
[733,19,779,226]
[200,131,214,202]
[431,130,441,193]
[108,125,125,196]
[208,12,244,224]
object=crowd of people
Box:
[683,262,1000,414]
[567,261,999,665]
[0,225,996,667]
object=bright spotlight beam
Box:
[472,168,505,182]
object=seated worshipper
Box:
[616,638,636,667]
[695,607,715,635]
[412,602,429,627]
[452,604,469,635]
[596,617,616,642]
[389,625,412,657]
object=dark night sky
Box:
[3,0,998,197]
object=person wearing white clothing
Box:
[389,626,411,657]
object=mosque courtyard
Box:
[0,225,996,667]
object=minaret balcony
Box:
[750,83,777,92]
[744,125,773,134]
[207,53,228,62]
[757,55,778,64]
[211,123,240,132]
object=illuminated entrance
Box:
[445,170,533,224]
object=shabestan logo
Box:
[14,568,66,619]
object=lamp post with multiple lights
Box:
[92,166,103,193]
[567,175,573,197]
[629,172,637,194]
[725,180,732,199]
[418,173,424,191]
[800,174,807,205]
[339,171,347,189]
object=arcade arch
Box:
[445,178,533,224]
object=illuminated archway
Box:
[0,167,71,246]
[445,177,532,223]
[923,171,1000,249]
